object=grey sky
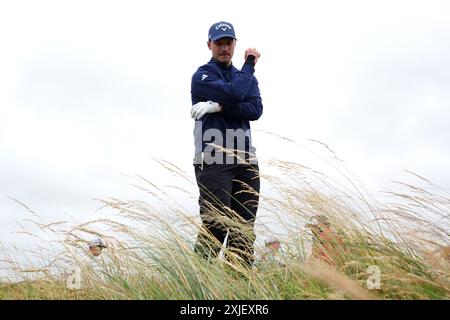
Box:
[1,0,450,251]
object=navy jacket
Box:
[191,58,263,162]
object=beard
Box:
[217,54,232,64]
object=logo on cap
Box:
[215,23,232,32]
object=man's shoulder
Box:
[193,60,221,76]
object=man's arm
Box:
[220,77,263,121]
[221,97,263,121]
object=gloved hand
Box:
[191,101,221,120]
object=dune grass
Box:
[1,139,449,300]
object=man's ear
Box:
[207,41,212,50]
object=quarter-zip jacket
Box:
[191,57,263,163]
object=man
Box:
[66,237,108,290]
[306,215,344,265]
[88,237,107,257]
[260,236,286,267]
[190,21,263,267]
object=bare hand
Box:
[245,48,261,64]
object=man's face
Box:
[267,241,281,251]
[89,246,102,257]
[208,37,236,66]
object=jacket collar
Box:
[210,58,233,70]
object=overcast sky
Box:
[1,0,450,250]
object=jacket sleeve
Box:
[191,61,255,103]
[221,77,263,121]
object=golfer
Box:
[260,236,286,267]
[190,21,263,267]
[306,215,344,265]
[88,237,107,257]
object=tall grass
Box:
[1,137,448,300]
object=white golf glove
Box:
[191,101,221,120]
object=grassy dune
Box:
[1,139,449,300]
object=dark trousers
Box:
[194,161,260,267]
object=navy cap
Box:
[208,21,237,42]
